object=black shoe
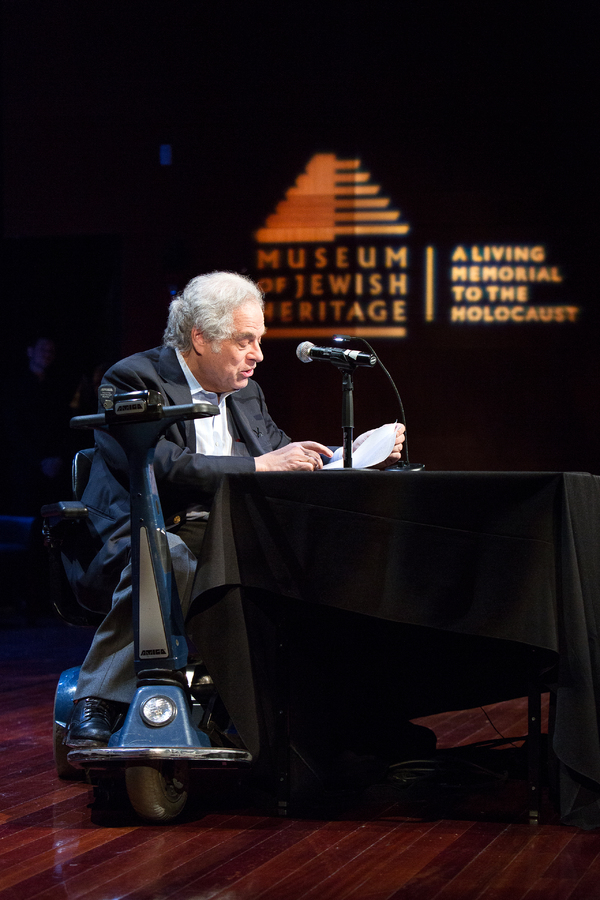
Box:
[65,697,124,748]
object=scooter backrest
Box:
[71,448,96,500]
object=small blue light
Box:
[159,144,172,166]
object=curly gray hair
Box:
[163,271,264,352]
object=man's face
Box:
[189,301,265,395]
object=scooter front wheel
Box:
[53,720,87,781]
[125,761,189,822]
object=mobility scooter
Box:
[44,386,252,822]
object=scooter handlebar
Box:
[70,413,110,429]
[70,398,219,430]
[161,402,219,421]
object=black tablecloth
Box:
[188,470,600,829]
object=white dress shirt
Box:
[175,350,238,519]
[175,349,235,457]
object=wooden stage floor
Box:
[1,623,599,900]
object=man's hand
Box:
[353,423,406,469]
[255,441,333,472]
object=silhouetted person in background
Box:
[68,359,113,451]
[2,335,74,620]
[4,336,72,514]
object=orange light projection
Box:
[255,154,410,243]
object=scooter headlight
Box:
[140,695,177,727]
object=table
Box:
[188,470,600,829]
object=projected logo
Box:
[253,154,579,338]
[254,154,410,338]
[255,154,409,243]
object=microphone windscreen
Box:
[296,341,314,363]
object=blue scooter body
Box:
[53,389,251,818]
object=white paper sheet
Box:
[324,422,397,469]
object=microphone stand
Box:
[296,340,376,469]
[341,369,354,468]
[333,359,359,468]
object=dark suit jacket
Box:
[65,345,291,612]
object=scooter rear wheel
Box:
[125,761,189,822]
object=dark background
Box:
[2,0,597,473]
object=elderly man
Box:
[65,271,405,747]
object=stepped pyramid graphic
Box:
[255,154,410,243]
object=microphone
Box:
[296,341,376,367]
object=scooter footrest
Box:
[67,746,252,768]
